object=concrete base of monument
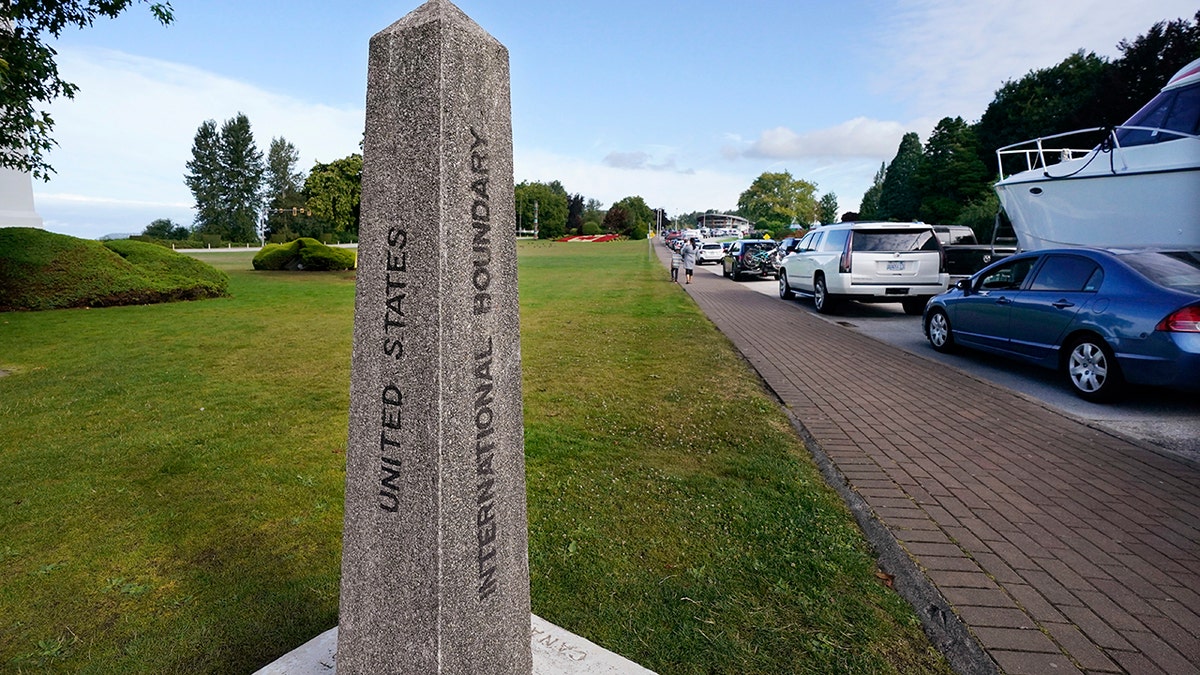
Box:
[253,614,657,674]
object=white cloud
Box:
[877,0,1200,119]
[736,118,912,160]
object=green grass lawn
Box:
[0,242,950,673]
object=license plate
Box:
[886,261,905,271]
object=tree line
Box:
[858,12,1199,240]
[674,13,1200,241]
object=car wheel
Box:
[926,309,955,353]
[722,264,729,278]
[1065,336,1124,402]
[779,271,794,300]
[902,297,927,316]
[731,265,741,282]
[813,276,838,314]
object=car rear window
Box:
[1121,251,1200,293]
[851,230,939,252]
[702,243,722,250]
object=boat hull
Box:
[996,161,1200,251]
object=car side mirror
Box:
[955,278,972,294]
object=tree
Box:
[263,137,307,238]
[610,196,653,239]
[974,51,1109,175]
[601,205,630,238]
[140,218,188,240]
[184,120,223,236]
[184,113,266,243]
[514,181,568,239]
[218,114,265,243]
[817,193,839,225]
[736,171,818,231]
[303,154,361,238]
[1,2,174,179]
[567,193,585,234]
[1107,12,1200,121]
[875,133,923,222]
[581,198,604,235]
[858,162,886,220]
[913,117,991,224]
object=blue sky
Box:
[30,0,1199,239]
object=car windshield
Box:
[1121,251,1200,293]
[852,230,939,252]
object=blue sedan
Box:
[923,248,1200,402]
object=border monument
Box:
[336,1,532,672]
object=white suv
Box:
[697,240,726,265]
[777,222,948,315]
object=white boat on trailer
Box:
[994,57,1200,251]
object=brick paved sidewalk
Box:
[663,245,1200,674]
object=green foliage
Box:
[251,238,356,271]
[737,171,818,230]
[515,181,569,239]
[0,228,229,311]
[264,137,308,238]
[975,51,1110,176]
[610,195,653,239]
[186,114,266,243]
[858,163,886,220]
[817,192,839,225]
[914,117,991,224]
[1108,12,1200,119]
[876,133,923,222]
[303,154,362,236]
[0,1,174,180]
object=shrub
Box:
[0,228,230,311]
[252,238,355,271]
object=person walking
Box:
[680,238,699,284]
[670,247,682,282]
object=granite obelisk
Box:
[337,2,531,673]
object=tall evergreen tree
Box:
[914,117,991,224]
[858,162,886,220]
[876,133,923,222]
[263,137,307,239]
[817,193,839,225]
[567,194,585,234]
[218,114,265,243]
[184,120,223,236]
[184,113,266,243]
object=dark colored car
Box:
[761,236,803,279]
[923,248,1200,401]
[722,240,776,281]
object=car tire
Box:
[902,297,928,316]
[1065,335,1124,402]
[813,276,838,314]
[779,271,794,300]
[722,264,729,278]
[731,265,741,282]
[926,309,955,353]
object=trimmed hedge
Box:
[0,228,230,311]
[252,237,356,271]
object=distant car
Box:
[722,240,775,281]
[923,248,1200,402]
[778,222,948,315]
[697,240,725,264]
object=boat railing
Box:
[995,125,1199,180]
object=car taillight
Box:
[839,233,853,273]
[1156,305,1200,332]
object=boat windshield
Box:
[1116,82,1200,147]
[1121,251,1200,293]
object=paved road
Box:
[690,261,1200,463]
[670,249,1200,675]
